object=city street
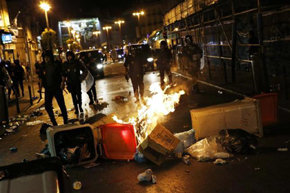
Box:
[0,62,290,193]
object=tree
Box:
[41,28,57,51]
[66,38,82,52]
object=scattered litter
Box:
[219,129,257,154]
[6,128,15,133]
[186,137,231,162]
[182,155,191,165]
[26,120,44,126]
[174,129,195,154]
[134,150,147,163]
[137,169,156,184]
[214,158,227,165]
[254,167,261,171]
[73,181,82,190]
[83,162,100,169]
[9,147,17,152]
[277,147,288,152]
[35,153,48,159]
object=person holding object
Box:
[39,50,68,126]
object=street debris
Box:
[254,167,261,171]
[26,120,44,126]
[174,129,195,154]
[277,147,288,152]
[182,155,191,165]
[186,136,231,162]
[134,150,147,163]
[219,129,257,154]
[190,98,263,140]
[9,147,17,152]
[138,124,180,165]
[137,169,156,184]
[214,158,227,165]
[73,181,82,190]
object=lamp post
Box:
[132,11,145,39]
[114,20,125,46]
[93,30,101,48]
[40,2,51,28]
[102,26,112,50]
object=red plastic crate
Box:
[253,93,278,126]
[100,123,137,160]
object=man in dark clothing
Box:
[156,40,173,89]
[124,47,145,103]
[183,35,203,92]
[14,60,25,97]
[39,50,68,126]
[63,51,87,115]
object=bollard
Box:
[28,85,33,105]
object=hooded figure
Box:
[39,50,68,126]
[63,51,87,115]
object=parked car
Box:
[126,44,155,71]
[76,50,105,78]
[116,48,125,61]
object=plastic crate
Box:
[47,124,98,167]
[253,93,278,126]
[100,123,137,160]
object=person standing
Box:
[156,40,173,89]
[124,47,146,103]
[39,50,68,126]
[63,51,87,115]
[80,54,98,105]
[183,35,203,92]
[14,60,25,97]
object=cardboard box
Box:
[139,124,180,165]
[190,98,263,140]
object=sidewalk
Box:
[7,80,41,119]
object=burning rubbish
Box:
[113,82,185,144]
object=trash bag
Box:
[219,129,258,154]
[174,129,195,150]
[185,136,231,162]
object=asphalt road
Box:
[0,62,290,193]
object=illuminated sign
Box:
[2,33,13,44]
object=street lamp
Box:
[114,20,125,46]
[93,31,101,47]
[102,26,112,50]
[132,11,145,39]
[40,1,51,28]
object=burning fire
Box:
[113,82,185,143]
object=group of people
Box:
[124,35,203,104]
[0,60,28,100]
[36,50,98,126]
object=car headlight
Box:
[147,57,154,62]
[118,55,122,58]
[97,64,103,69]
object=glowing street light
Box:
[133,10,145,38]
[132,11,145,21]
[102,26,112,50]
[114,20,125,46]
[40,1,51,28]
